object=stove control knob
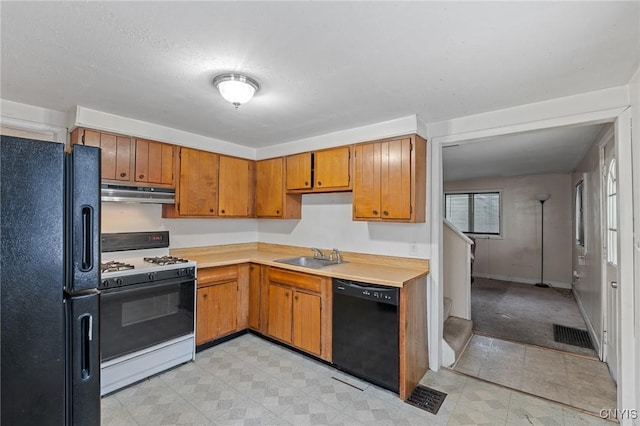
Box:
[177,268,184,276]
[114,278,124,287]
[101,279,110,288]
[148,272,156,281]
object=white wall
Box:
[571,126,613,353]
[101,203,258,248]
[444,173,573,288]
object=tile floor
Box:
[102,333,613,425]
[453,334,617,416]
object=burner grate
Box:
[100,261,134,273]
[144,256,189,266]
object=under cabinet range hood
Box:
[101,183,175,204]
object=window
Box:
[606,159,617,265]
[575,180,585,247]
[444,192,501,235]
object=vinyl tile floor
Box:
[453,334,617,418]
[102,333,613,425]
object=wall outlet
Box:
[410,242,418,255]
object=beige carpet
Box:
[471,278,597,357]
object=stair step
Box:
[444,317,473,361]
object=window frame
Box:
[443,190,503,237]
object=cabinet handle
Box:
[276,210,280,214]
[209,208,214,213]
[285,292,289,298]
[203,293,208,298]
[383,211,389,216]
[120,172,127,178]
[294,295,299,301]
[317,181,322,186]
[372,210,378,215]
[221,209,225,214]
[304,181,309,186]
[138,174,144,179]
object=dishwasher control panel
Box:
[333,278,399,306]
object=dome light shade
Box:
[535,193,551,202]
[213,73,259,108]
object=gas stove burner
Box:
[101,260,135,273]
[143,256,189,266]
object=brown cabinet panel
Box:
[285,152,312,190]
[381,138,412,220]
[100,133,118,180]
[353,135,426,223]
[135,138,174,186]
[353,142,382,218]
[177,148,218,216]
[314,146,350,190]
[196,265,240,346]
[268,268,321,293]
[77,129,131,182]
[292,291,321,356]
[196,287,213,345]
[267,284,292,343]
[115,136,131,181]
[249,264,261,330]
[211,281,238,337]
[218,155,254,217]
[256,158,301,219]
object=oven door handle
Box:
[101,278,193,295]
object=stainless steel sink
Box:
[274,256,343,269]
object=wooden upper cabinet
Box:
[314,146,350,190]
[218,155,255,217]
[285,152,312,190]
[256,158,301,219]
[285,146,351,193]
[173,147,218,217]
[72,129,131,182]
[353,135,426,223]
[134,138,175,187]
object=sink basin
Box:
[274,256,344,269]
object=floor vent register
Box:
[553,324,594,349]
[405,385,447,415]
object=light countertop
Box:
[171,244,429,288]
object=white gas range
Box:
[99,232,197,396]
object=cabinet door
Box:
[178,148,218,216]
[267,284,292,343]
[381,138,412,220]
[196,287,213,345]
[211,281,238,337]
[84,130,131,182]
[135,139,174,186]
[314,147,350,190]
[218,155,253,217]
[248,264,261,330]
[285,152,312,190]
[353,142,382,219]
[256,158,283,217]
[292,291,321,356]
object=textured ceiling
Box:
[442,124,605,182]
[1,2,638,147]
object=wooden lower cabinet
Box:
[196,264,249,346]
[263,267,331,360]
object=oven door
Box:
[100,277,195,362]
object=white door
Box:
[602,139,618,383]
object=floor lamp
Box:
[535,193,551,288]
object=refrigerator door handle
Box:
[81,206,94,272]
[79,314,93,379]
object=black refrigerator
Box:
[1,135,101,425]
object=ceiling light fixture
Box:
[213,73,259,108]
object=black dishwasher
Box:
[332,278,399,393]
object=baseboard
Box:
[472,272,572,289]
[573,287,601,356]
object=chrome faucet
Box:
[329,248,342,264]
[311,247,325,259]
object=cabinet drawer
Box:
[268,268,321,293]
[198,265,238,287]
